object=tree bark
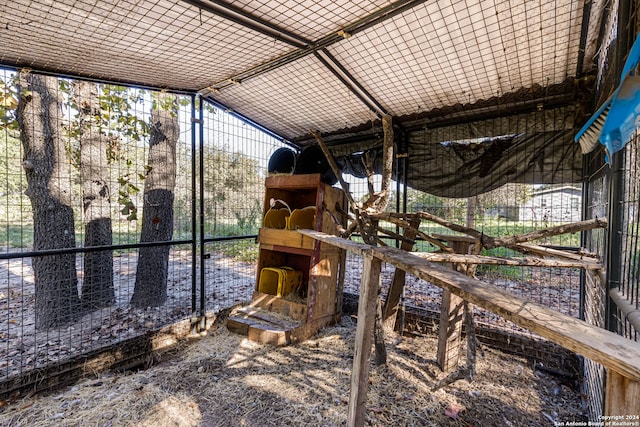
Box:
[17,72,80,329]
[75,81,115,311]
[131,94,178,308]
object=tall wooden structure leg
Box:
[348,252,381,427]
[436,238,475,373]
[605,369,640,416]
[382,218,421,331]
[437,291,465,372]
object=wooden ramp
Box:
[226,291,337,346]
[226,305,303,347]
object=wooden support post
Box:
[605,369,640,416]
[348,252,381,427]
[382,218,421,332]
[334,249,347,321]
[436,235,477,373]
[437,290,465,372]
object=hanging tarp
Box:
[335,106,582,198]
[404,129,581,198]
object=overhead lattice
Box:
[1,0,604,142]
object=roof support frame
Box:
[314,49,388,118]
[202,95,297,148]
[295,86,578,148]
[576,0,594,76]
[180,0,311,48]
[201,0,430,93]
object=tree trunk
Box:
[75,81,115,311]
[131,94,178,308]
[17,72,80,329]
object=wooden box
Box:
[226,174,348,345]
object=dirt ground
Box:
[0,312,587,427]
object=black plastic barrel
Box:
[267,147,297,174]
[293,145,338,185]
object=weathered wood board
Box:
[298,229,640,381]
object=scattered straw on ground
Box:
[0,315,586,426]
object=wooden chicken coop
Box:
[226,174,348,345]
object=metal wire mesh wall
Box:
[614,134,640,340]
[341,163,582,343]
[580,0,639,420]
[199,99,286,315]
[0,70,286,395]
[0,72,190,389]
[582,148,608,420]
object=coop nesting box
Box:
[226,174,348,346]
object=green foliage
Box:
[99,85,150,143]
[0,77,18,131]
[61,82,154,220]
[0,132,23,196]
[200,144,263,237]
[234,199,262,234]
[406,190,448,217]
[1,223,34,248]
[195,96,218,114]
[476,247,532,280]
[152,91,180,117]
[66,84,150,159]
[117,174,141,221]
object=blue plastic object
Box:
[575,34,640,162]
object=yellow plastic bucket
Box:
[258,266,303,297]
[263,208,289,229]
[286,206,315,230]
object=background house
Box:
[519,185,582,223]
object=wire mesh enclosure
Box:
[341,181,583,338]
[579,0,640,419]
[0,70,289,395]
[615,135,640,341]
[0,0,640,421]
[1,67,592,397]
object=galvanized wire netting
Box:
[0,71,288,394]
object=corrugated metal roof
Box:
[1,0,604,144]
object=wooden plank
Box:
[288,314,336,344]
[250,291,308,322]
[437,290,465,372]
[258,228,315,250]
[226,316,250,336]
[434,233,476,373]
[321,185,348,236]
[227,311,335,347]
[432,233,476,243]
[299,229,369,255]
[513,243,600,262]
[490,217,607,248]
[232,306,300,329]
[299,230,640,380]
[412,251,603,269]
[382,218,421,330]
[335,249,347,322]
[605,369,640,415]
[311,253,340,319]
[347,252,381,427]
[247,324,290,346]
[265,173,321,189]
